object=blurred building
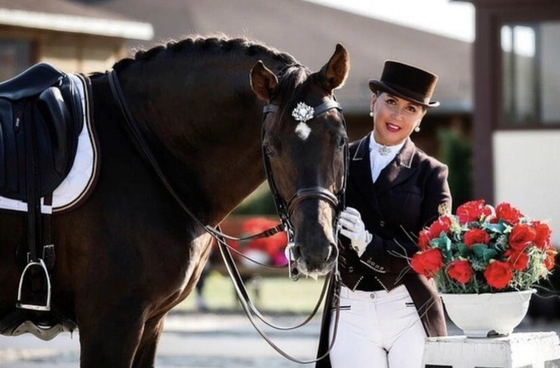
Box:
[0,0,152,79]
[458,0,560,244]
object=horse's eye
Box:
[336,136,347,151]
[263,143,276,157]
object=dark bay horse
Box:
[0,36,349,367]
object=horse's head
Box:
[250,44,350,278]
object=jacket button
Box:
[380,221,385,227]
[348,267,354,273]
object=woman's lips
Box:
[386,122,401,132]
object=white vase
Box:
[440,289,536,338]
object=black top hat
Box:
[368,60,440,108]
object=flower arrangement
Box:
[411,199,557,294]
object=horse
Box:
[0,35,350,367]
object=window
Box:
[0,39,32,82]
[501,22,560,126]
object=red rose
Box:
[495,202,522,224]
[533,221,551,249]
[505,249,528,271]
[509,224,536,251]
[428,216,452,239]
[417,229,431,251]
[456,200,486,224]
[410,248,443,279]
[463,228,490,247]
[484,261,513,289]
[545,247,557,271]
[447,260,472,284]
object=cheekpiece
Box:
[292,102,314,123]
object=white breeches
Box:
[329,285,427,368]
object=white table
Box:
[423,332,560,368]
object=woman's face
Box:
[370,92,425,146]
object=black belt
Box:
[355,276,385,291]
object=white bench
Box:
[423,332,560,368]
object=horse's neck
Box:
[117,62,271,226]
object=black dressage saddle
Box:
[0,63,84,316]
[0,62,83,200]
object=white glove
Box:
[339,207,372,257]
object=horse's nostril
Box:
[292,245,302,259]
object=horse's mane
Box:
[113,34,299,71]
[112,34,311,131]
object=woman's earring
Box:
[414,126,421,132]
[369,111,374,117]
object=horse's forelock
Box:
[270,66,312,131]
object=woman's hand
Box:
[340,207,372,256]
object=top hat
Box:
[368,60,440,108]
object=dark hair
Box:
[376,90,428,112]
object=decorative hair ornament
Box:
[292,102,315,123]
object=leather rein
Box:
[108,69,345,364]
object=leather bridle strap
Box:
[262,100,342,117]
[287,186,339,216]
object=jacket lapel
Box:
[349,135,378,209]
[374,138,417,195]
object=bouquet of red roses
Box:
[410,199,557,294]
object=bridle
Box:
[262,99,349,280]
[108,69,346,365]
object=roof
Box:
[74,0,473,113]
[0,0,153,40]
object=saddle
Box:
[0,62,83,200]
[0,63,83,315]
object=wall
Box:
[493,130,560,244]
[0,27,127,75]
[36,31,125,73]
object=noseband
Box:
[261,100,349,249]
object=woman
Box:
[316,60,452,368]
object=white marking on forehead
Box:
[295,122,312,141]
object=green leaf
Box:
[435,234,453,260]
[458,242,470,258]
[485,222,506,234]
[471,244,498,262]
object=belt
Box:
[355,276,385,291]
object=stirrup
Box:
[16,258,51,311]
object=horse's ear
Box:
[318,43,350,91]
[250,61,279,102]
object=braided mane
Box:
[113,35,299,70]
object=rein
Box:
[108,69,343,364]
[107,70,278,243]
